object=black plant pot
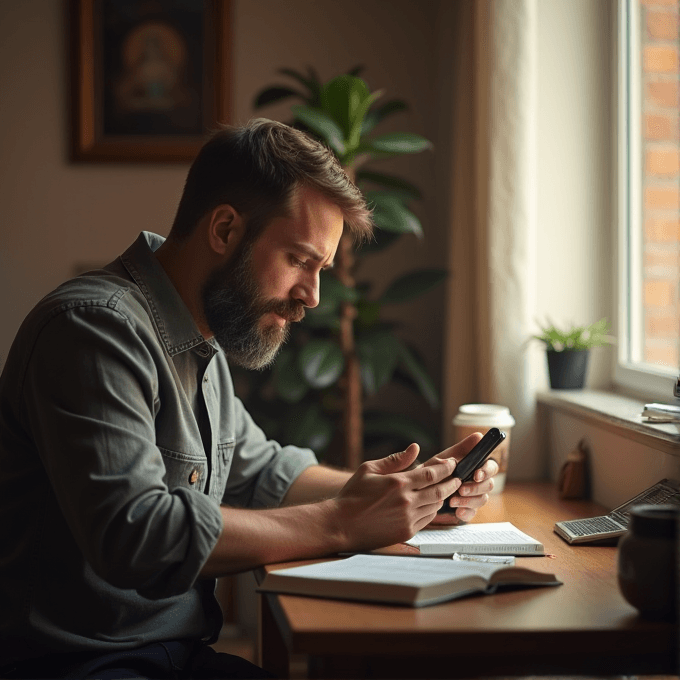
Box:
[546,349,589,389]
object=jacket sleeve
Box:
[220,392,319,509]
[22,301,223,599]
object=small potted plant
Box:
[533,318,613,389]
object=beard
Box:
[201,243,305,370]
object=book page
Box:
[270,554,500,587]
[406,522,541,548]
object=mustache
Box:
[260,298,306,324]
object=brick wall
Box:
[641,0,680,369]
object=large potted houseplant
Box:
[235,67,446,469]
[533,318,613,389]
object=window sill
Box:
[536,388,680,458]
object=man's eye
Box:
[291,256,307,269]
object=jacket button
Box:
[189,469,199,484]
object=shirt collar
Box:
[119,231,216,358]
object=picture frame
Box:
[70,0,231,163]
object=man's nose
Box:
[292,275,319,309]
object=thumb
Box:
[370,443,421,475]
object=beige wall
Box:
[535,0,613,390]
[0,0,621,461]
[0,0,448,438]
[0,1,188,364]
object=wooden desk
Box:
[257,482,678,678]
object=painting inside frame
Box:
[71,0,230,162]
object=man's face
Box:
[202,186,344,370]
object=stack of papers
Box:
[404,522,544,556]
[641,402,680,423]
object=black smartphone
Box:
[438,427,506,514]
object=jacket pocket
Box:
[209,440,234,502]
[158,447,207,493]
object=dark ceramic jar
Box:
[617,504,679,621]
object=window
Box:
[616,0,680,398]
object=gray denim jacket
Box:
[0,232,317,664]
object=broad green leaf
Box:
[357,332,401,394]
[273,349,309,404]
[292,106,346,156]
[361,99,408,136]
[356,299,381,328]
[309,295,338,317]
[320,271,359,304]
[357,320,400,335]
[363,412,435,450]
[321,75,371,137]
[254,86,303,108]
[283,403,334,452]
[356,227,401,255]
[303,308,341,330]
[379,269,448,304]
[347,89,383,152]
[361,132,433,157]
[396,341,440,408]
[279,67,321,104]
[298,339,344,388]
[368,193,423,237]
[375,189,420,206]
[356,170,423,201]
[307,273,357,318]
[306,65,322,87]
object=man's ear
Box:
[207,204,245,257]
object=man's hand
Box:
[423,433,499,525]
[330,444,462,552]
[200,435,498,578]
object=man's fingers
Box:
[413,508,442,534]
[477,457,500,481]
[447,489,491,510]
[427,512,468,526]
[411,456,457,489]
[457,471,496,497]
[368,443,420,475]
[417,434,500,529]
[417,478,461,508]
[454,507,478,523]
[424,432,484,466]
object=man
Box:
[0,119,497,679]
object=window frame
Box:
[614,0,678,400]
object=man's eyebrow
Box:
[295,243,335,269]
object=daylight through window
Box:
[619,0,679,391]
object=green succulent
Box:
[533,318,614,352]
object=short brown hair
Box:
[170,118,373,244]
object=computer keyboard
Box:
[560,516,624,537]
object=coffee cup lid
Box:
[453,404,516,428]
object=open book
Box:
[403,522,545,556]
[258,554,561,608]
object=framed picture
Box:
[70,0,231,162]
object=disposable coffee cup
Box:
[453,404,515,493]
